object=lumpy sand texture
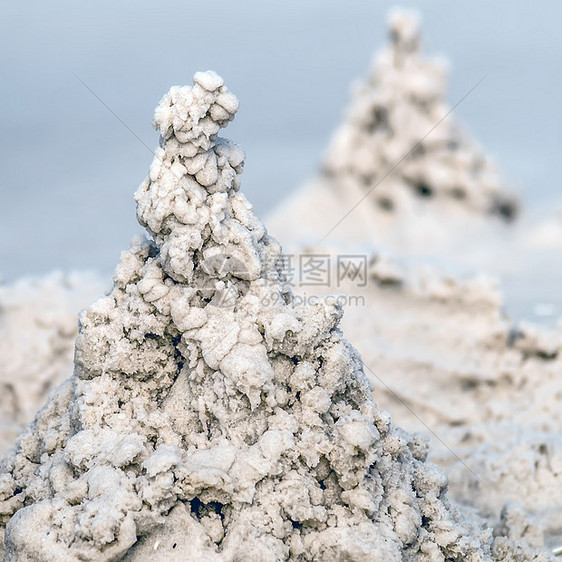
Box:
[0,73,552,561]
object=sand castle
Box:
[323,11,518,221]
[267,11,518,255]
[0,72,551,561]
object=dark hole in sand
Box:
[365,106,389,133]
[491,198,517,222]
[414,182,433,198]
[377,197,394,211]
[450,187,466,200]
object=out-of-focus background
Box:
[2,0,562,280]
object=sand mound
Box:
[323,10,517,220]
[0,72,549,561]
[0,272,105,450]
[267,11,518,257]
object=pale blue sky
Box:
[2,1,562,279]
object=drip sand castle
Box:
[268,11,519,256]
[0,72,552,560]
[322,11,518,221]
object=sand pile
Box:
[0,272,105,450]
[322,11,518,221]
[0,72,550,561]
[267,11,518,259]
